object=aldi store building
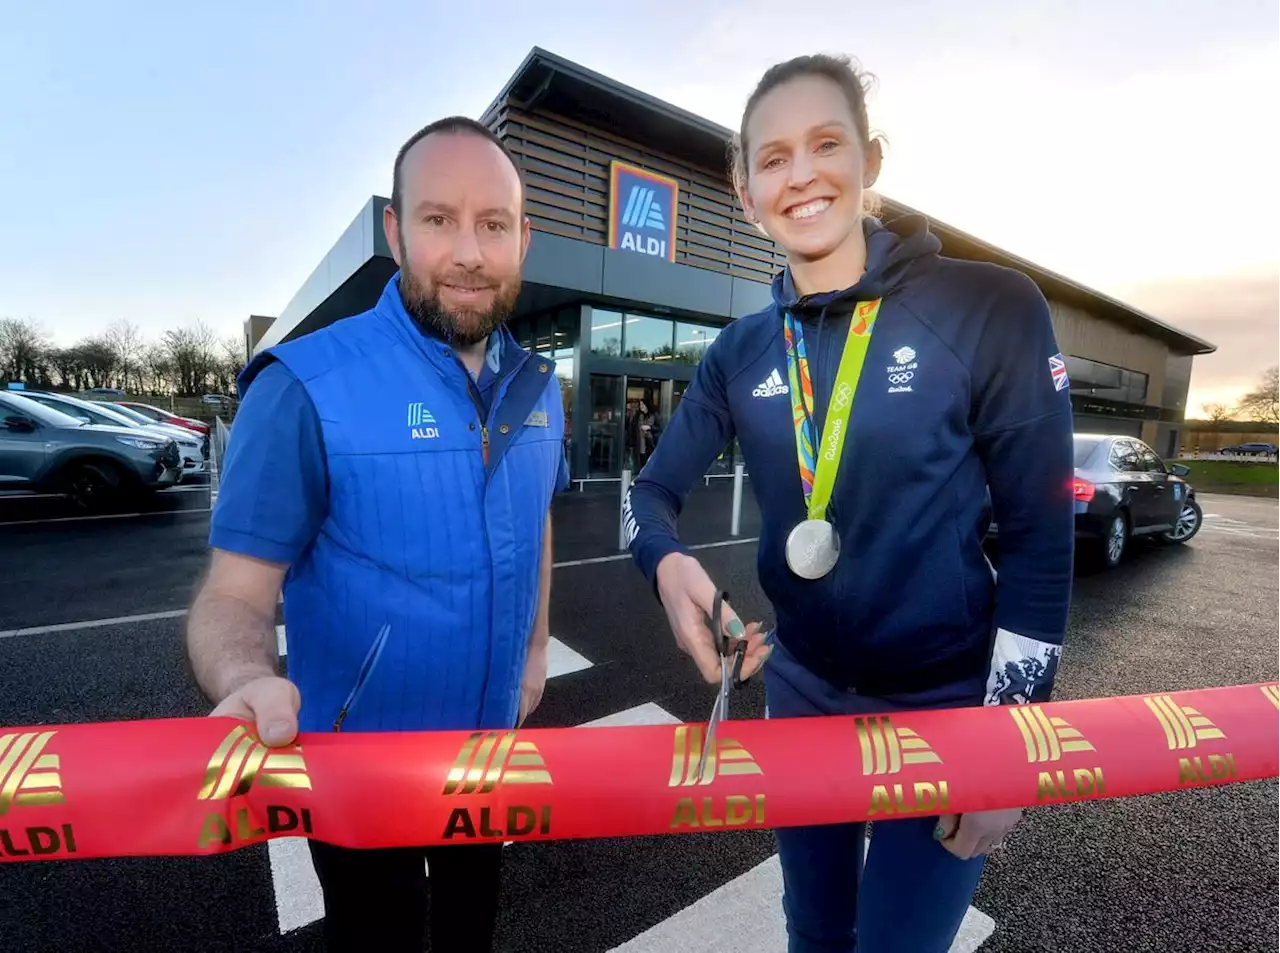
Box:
[249,47,1216,482]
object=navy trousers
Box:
[763,636,988,953]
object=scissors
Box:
[695,590,749,782]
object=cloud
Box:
[1115,265,1279,413]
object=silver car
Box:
[20,390,207,479]
[0,392,183,509]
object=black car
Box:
[1070,434,1202,568]
[987,433,1202,570]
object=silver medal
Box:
[785,518,840,579]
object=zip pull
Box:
[332,623,391,732]
[481,423,490,467]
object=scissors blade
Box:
[696,684,725,782]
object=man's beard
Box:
[399,263,520,348]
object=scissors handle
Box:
[711,590,750,689]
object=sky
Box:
[1,0,1276,416]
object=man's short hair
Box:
[390,117,524,217]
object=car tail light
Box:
[1073,477,1096,502]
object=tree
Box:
[105,319,145,393]
[1236,366,1279,425]
[0,317,49,384]
[1204,403,1232,424]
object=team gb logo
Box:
[893,346,916,365]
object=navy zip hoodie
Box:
[623,214,1075,705]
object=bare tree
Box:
[164,320,221,396]
[1236,366,1279,425]
[1203,403,1232,424]
[76,338,117,389]
[142,343,172,394]
[0,317,49,384]
[105,319,146,393]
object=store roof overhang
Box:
[258,47,1216,360]
[479,47,734,176]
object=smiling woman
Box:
[622,51,1078,953]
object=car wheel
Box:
[1100,511,1128,569]
[1162,497,1203,544]
[62,461,125,512]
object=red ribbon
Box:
[1,682,1275,862]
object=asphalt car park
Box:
[0,481,1276,952]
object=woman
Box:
[623,53,1075,952]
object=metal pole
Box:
[731,463,744,536]
[618,468,632,551]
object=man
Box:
[186,117,568,952]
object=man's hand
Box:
[654,552,771,684]
[518,641,549,726]
[934,807,1023,859]
[210,675,302,747]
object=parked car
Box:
[987,433,1202,570]
[112,400,210,436]
[0,392,183,510]
[17,390,208,479]
[1218,442,1277,457]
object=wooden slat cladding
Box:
[490,104,788,284]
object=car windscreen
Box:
[0,393,87,428]
[1074,436,1105,468]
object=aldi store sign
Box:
[608,160,677,262]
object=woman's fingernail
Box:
[727,619,745,638]
[933,824,945,841]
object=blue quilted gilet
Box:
[240,275,566,733]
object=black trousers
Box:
[308,839,505,952]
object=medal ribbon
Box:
[783,298,883,520]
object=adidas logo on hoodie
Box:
[752,369,789,398]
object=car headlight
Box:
[115,436,164,450]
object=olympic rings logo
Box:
[888,372,914,385]
[832,381,854,410]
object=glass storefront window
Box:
[554,307,578,357]
[673,323,719,364]
[623,316,675,361]
[591,309,624,357]
[587,373,624,475]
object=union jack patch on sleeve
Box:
[1048,353,1070,392]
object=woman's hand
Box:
[654,552,771,683]
[934,807,1023,859]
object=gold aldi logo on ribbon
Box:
[855,717,950,816]
[1009,706,1106,802]
[196,724,314,850]
[1262,684,1279,710]
[0,730,77,858]
[441,732,553,840]
[1143,695,1237,786]
[668,725,766,831]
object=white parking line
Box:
[265,638,685,935]
[552,536,758,569]
[3,538,760,638]
[0,609,189,639]
[606,851,995,953]
[0,506,211,527]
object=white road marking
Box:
[0,506,211,527]
[267,636,686,936]
[9,537,760,639]
[0,609,188,639]
[606,850,996,953]
[551,536,758,569]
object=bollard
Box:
[618,468,632,551]
[731,463,744,536]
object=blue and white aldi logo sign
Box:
[608,160,677,262]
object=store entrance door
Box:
[624,376,687,472]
